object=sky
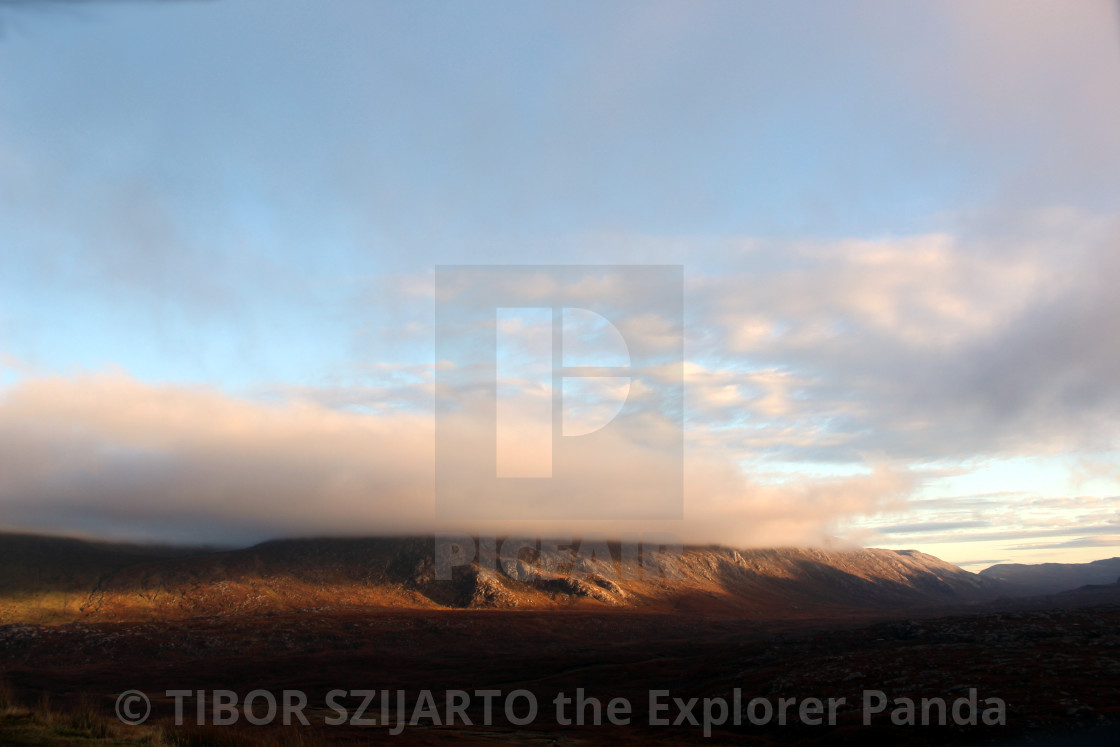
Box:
[1,0,1119,570]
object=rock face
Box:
[979,557,1120,595]
[1,533,1017,623]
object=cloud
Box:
[1007,536,1120,552]
[878,521,991,535]
[5,213,1116,551]
[0,373,434,544]
[0,371,912,547]
[866,521,1120,549]
[1,1,1118,558]
[686,212,1120,462]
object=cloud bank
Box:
[4,212,1118,550]
[0,371,910,547]
[1,2,1119,562]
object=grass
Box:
[0,681,329,746]
[0,589,97,625]
[158,727,328,746]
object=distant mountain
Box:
[979,557,1120,595]
[0,532,208,623]
[0,533,1017,624]
[0,531,204,594]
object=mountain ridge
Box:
[1,532,1018,624]
[979,556,1120,595]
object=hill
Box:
[1,534,1014,623]
[0,532,207,623]
[979,556,1120,595]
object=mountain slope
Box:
[0,532,207,623]
[1,534,1016,623]
[0,532,202,591]
[979,556,1120,595]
